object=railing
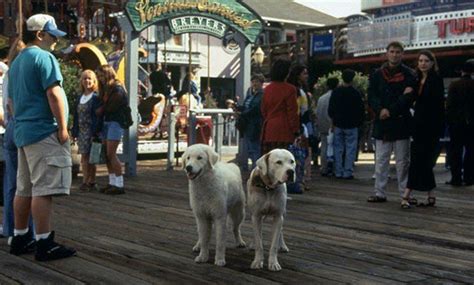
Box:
[188,108,238,154]
[166,108,239,170]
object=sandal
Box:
[401,197,411,209]
[408,197,418,205]
[367,196,387,203]
[418,197,436,207]
[79,183,90,191]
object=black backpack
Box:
[118,104,133,129]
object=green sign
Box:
[125,0,263,43]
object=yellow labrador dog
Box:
[247,149,295,271]
[182,144,246,266]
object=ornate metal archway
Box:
[117,0,263,175]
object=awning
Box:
[74,43,108,70]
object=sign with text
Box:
[125,0,263,43]
[311,34,333,55]
[170,16,227,38]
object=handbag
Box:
[89,141,106,164]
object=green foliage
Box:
[59,60,81,124]
[313,70,369,101]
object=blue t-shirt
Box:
[8,46,69,147]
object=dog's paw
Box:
[214,259,226,267]
[250,259,264,269]
[192,244,200,252]
[279,245,289,253]
[236,240,246,248]
[268,260,282,271]
[194,254,209,263]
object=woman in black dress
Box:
[401,50,445,209]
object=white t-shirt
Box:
[80,92,95,104]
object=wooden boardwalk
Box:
[1,153,474,284]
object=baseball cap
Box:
[26,14,66,38]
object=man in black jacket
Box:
[149,63,171,98]
[328,69,364,179]
[446,61,474,186]
[367,41,417,202]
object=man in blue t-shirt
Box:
[8,14,76,261]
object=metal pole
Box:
[155,26,159,65]
[44,0,48,13]
[187,33,193,143]
[189,111,197,145]
[18,0,23,36]
[207,35,210,91]
[163,25,167,68]
[216,113,224,156]
[167,111,176,170]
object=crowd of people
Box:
[0,12,473,264]
[237,41,474,205]
[0,14,133,261]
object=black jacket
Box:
[368,63,417,141]
[149,70,171,97]
[447,75,474,125]
[328,85,365,129]
[412,72,445,140]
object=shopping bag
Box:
[286,138,308,194]
[89,141,106,164]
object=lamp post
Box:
[253,46,264,73]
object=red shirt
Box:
[260,81,299,143]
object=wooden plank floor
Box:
[1,153,474,284]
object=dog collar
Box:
[252,174,275,190]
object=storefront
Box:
[338,1,474,78]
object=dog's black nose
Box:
[286,169,295,181]
[185,165,193,172]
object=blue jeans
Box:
[242,136,260,171]
[103,121,124,141]
[2,119,33,237]
[333,127,358,178]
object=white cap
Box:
[26,14,66,38]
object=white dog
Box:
[182,144,246,266]
[247,149,296,271]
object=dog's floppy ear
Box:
[206,147,219,167]
[256,152,270,176]
[181,149,188,170]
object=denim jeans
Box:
[333,127,358,178]
[242,136,260,171]
[2,119,33,237]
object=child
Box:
[72,70,101,191]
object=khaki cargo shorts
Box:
[16,132,72,197]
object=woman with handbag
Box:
[95,65,128,195]
[71,70,101,191]
[288,64,313,190]
[260,59,299,155]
